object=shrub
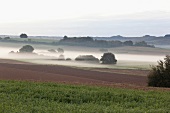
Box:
[148,55,170,87]
[19,45,34,53]
[75,55,99,62]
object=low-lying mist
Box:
[0,46,164,69]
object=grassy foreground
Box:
[0,80,170,113]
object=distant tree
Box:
[0,37,2,40]
[143,35,151,37]
[95,40,108,47]
[58,55,65,60]
[148,55,170,87]
[164,34,170,38]
[4,37,10,40]
[123,41,133,46]
[57,48,64,53]
[9,51,15,54]
[134,41,155,48]
[111,41,123,47]
[63,35,68,40]
[100,53,117,64]
[66,58,72,61]
[82,37,93,41]
[19,45,34,53]
[134,41,147,47]
[20,33,28,38]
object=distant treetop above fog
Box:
[164,34,170,38]
[20,33,28,38]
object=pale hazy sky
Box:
[0,0,170,36]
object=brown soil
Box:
[89,68,150,76]
[0,59,170,91]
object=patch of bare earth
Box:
[0,59,169,91]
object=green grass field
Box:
[0,80,169,113]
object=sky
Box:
[0,0,170,37]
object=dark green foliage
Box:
[0,80,170,113]
[134,41,155,48]
[63,35,68,39]
[66,58,72,61]
[100,53,117,64]
[20,33,28,38]
[148,55,170,87]
[60,37,154,48]
[19,45,34,53]
[75,55,99,62]
[135,41,147,46]
[164,34,170,38]
[123,41,133,46]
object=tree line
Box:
[0,34,155,48]
[59,36,155,48]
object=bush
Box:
[19,45,34,53]
[148,55,170,87]
[75,55,99,62]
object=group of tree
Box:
[0,37,10,40]
[59,36,154,48]
[75,53,117,64]
[0,33,27,41]
[134,41,154,48]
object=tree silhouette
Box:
[100,53,117,64]
[19,45,34,53]
[20,33,28,38]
